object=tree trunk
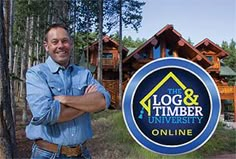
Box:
[20,15,29,123]
[118,0,123,108]
[3,0,9,58]
[70,0,76,64]
[13,43,20,102]
[86,34,89,68]
[35,16,40,65]
[0,1,16,157]
[7,0,17,126]
[27,16,34,68]
[97,0,103,83]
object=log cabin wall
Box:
[86,35,128,80]
[195,38,235,121]
[89,46,119,69]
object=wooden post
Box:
[173,50,178,57]
[160,40,166,58]
[234,86,236,122]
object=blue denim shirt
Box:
[26,56,111,146]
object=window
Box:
[102,53,113,59]
[153,46,160,59]
[153,46,172,58]
[206,56,213,62]
[140,52,148,59]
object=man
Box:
[26,23,111,159]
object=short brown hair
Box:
[44,23,70,41]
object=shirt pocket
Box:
[48,82,64,96]
[72,83,87,96]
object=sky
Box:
[121,0,236,45]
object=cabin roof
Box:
[123,24,212,69]
[86,35,129,56]
[195,38,229,59]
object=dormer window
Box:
[206,56,213,62]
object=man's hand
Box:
[54,95,66,104]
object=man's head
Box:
[44,23,72,67]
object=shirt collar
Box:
[46,56,73,73]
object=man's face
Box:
[44,27,72,67]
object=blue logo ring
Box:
[122,57,221,155]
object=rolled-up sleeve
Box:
[86,71,111,108]
[26,68,61,125]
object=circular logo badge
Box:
[122,57,221,155]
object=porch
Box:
[218,85,236,121]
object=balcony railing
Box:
[217,85,235,94]
[102,59,114,65]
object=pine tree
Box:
[0,0,16,157]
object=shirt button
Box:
[57,88,61,92]
[72,134,74,137]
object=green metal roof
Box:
[220,65,236,76]
[126,47,137,57]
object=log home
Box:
[83,35,128,105]
[195,38,236,119]
[85,35,128,80]
[84,24,236,120]
[123,24,212,77]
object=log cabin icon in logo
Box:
[122,58,221,155]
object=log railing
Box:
[217,85,236,121]
[102,79,129,108]
[102,59,114,65]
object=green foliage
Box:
[199,122,236,155]
[69,0,97,33]
[73,32,97,64]
[29,54,38,63]
[111,32,146,48]
[222,39,236,72]
[14,0,53,50]
[74,32,97,48]
[103,0,145,33]
[14,0,146,64]
[221,39,236,85]
[187,37,194,45]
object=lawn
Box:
[92,110,236,159]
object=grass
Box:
[92,110,236,159]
